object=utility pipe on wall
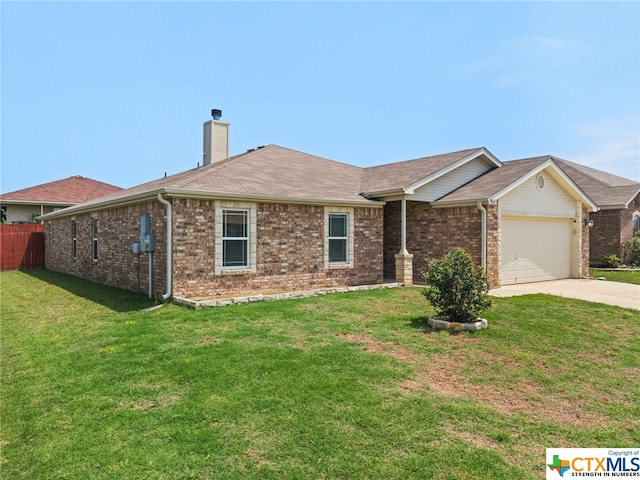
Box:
[476,201,487,270]
[157,193,172,300]
[148,252,153,299]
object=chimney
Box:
[203,109,229,166]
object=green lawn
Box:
[590,268,640,285]
[2,270,639,479]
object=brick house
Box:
[42,114,604,301]
[551,160,640,265]
[0,176,122,224]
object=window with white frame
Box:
[633,214,640,232]
[328,213,348,263]
[92,217,98,261]
[214,201,257,275]
[325,207,354,268]
[222,209,249,268]
[71,220,77,259]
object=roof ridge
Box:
[264,144,365,170]
[158,147,264,189]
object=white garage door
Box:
[501,217,571,285]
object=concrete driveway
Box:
[490,279,640,310]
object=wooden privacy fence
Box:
[0,224,45,270]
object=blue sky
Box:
[2,1,639,194]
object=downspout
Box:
[157,193,172,300]
[476,201,487,270]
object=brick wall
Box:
[589,209,622,264]
[383,201,485,284]
[172,201,383,299]
[45,201,167,297]
[46,199,383,299]
[589,192,640,265]
[485,204,500,287]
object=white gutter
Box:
[157,193,172,300]
[476,201,487,269]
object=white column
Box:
[400,198,408,254]
[395,197,413,285]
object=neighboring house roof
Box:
[0,176,123,205]
[552,158,640,209]
[434,156,598,211]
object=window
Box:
[633,214,640,232]
[214,201,256,275]
[325,207,354,268]
[71,220,77,259]
[328,213,348,263]
[1,206,6,223]
[92,217,98,261]
[222,209,249,268]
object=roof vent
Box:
[211,109,222,121]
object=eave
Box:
[431,198,494,209]
[39,188,383,220]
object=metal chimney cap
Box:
[211,109,222,120]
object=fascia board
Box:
[404,148,502,194]
[361,188,408,199]
[432,198,490,209]
[40,190,165,220]
[599,204,630,210]
[164,189,384,208]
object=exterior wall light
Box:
[584,217,594,228]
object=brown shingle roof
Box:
[435,156,551,203]
[45,146,373,217]
[40,145,633,219]
[437,154,639,209]
[0,176,122,204]
[361,147,485,194]
[50,146,496,218]
[552,157,640,208]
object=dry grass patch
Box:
[340,332,609,427]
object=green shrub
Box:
[623,236,640,266]
[600,254,620,268]
[421,248,491,323]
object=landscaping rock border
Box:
[427,314,488,332]
[173,282,403,309]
